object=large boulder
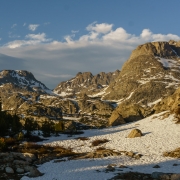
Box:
[28,167,43,177]
[127,129,142,138]
[110,102,147,123]
[108,110,125,126]
[5,167,14,174]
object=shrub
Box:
[55,121,64,134]
[16,132,24,141]
[24,118,37,136]
[91,139,109,146]
[5,137,16,146]
[23,142,42,149]
[0,138,6,151]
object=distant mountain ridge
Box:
[53,70,120,96]
[0,70,51,94]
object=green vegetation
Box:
[41,121,55,137]
[55,121,65,135]
[24,118,39,136]
[0,99,22,136]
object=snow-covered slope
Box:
[22,112,180,180]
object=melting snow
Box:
[21,113,180,180]
[147,98,161,107]
[126,92,134,100]
[89,86,109,97]
[157,57,180,69]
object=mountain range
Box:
[1,40,180,126]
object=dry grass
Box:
[96,147,106,151]
[163,147,180,158]
[19,142,77,160]
[5,137,17,146]
[91,139,109,146]
[23,142,42,149]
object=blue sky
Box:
[0,0,180,88]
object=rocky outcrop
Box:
[0,152,42,178]
[108,110,125,126]
[129,41,180,59]
[153,87,180,113]
[109,102,149,123]
[2,93,63,120]
[78,98,114,115]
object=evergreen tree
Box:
[55,121,64,135]
[24,118,36,136]
[0,97,8,136]
[41,121,55,137]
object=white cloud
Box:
[28,24,39,31]
[25,33,48,41]
[86,22,113,34]
[5,33,51,48]
[9,31,21,39]
[103,27,132,42]
[1,22,180,88]
[11,24,17,29]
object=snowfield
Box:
[21,112,180,180]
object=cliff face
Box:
[104,41,180,107]
[107,40,180,124]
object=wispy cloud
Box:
[28,24,39,31]
[1,22,180,88]
[5,33,51,48]
[71,30,79,34]
[11,24,17,29]
[23,23,26,26]
[44,73,73,78]
[44,22,50,25]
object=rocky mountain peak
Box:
[129,41,180,60]
[104,40,180,107]
[53,70,120,97]
[0,70,51,94]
